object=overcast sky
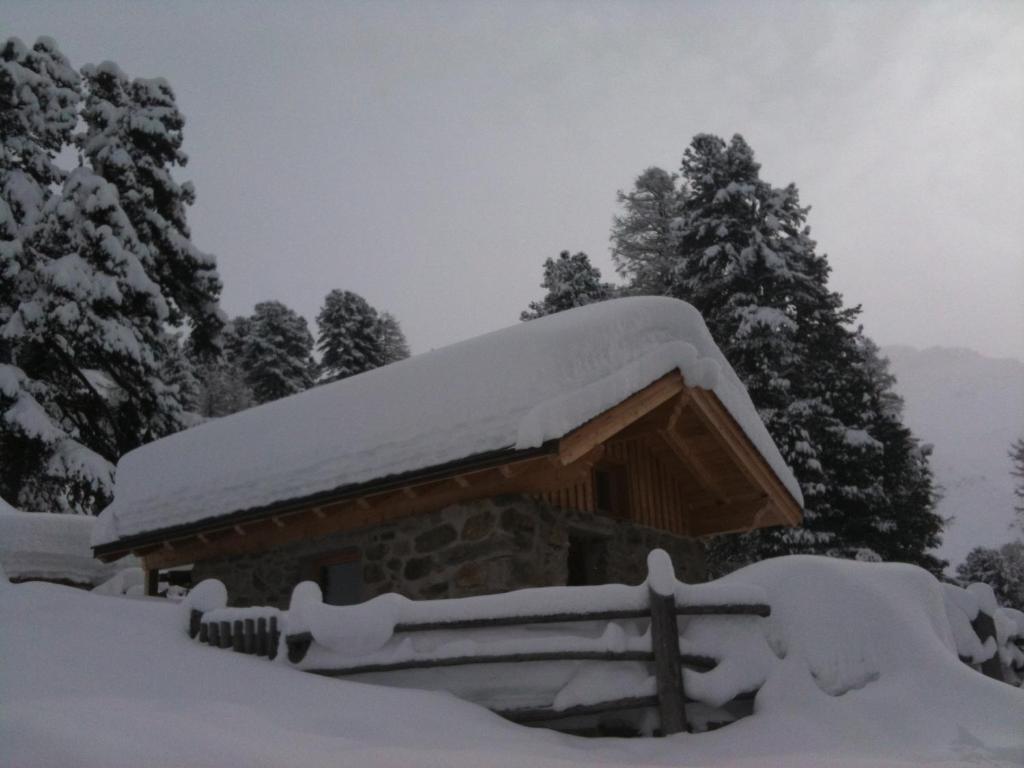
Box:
[6,0,1024,359]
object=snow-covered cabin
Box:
[93,298,802,606]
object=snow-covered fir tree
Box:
[187,320,254,418]
[610,167,682,294]
[1,37,223,514]
[235,301,315,403]
[957,541,1024,611]
[521,251,615,320]
[316,290,385,382]
[3,167,179,513]
[78,60,223,352]
[377,311,410,365]
[613,133,943,572]
[1012,438,1024,523]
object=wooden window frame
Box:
[592,460,629,519]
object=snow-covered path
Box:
[2,558,1022,767]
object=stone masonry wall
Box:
[191,494,705,608]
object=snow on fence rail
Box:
[943,581,1024,686]
[183,550,774,735]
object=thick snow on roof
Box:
[95,297,802,547]
[0,504,131,585]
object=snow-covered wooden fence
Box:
[943,581,1024,686]
[184,550,774,736]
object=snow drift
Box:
[0,504,135,586]
[4,555,1019,767]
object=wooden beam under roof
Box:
[687,387,801,527]
[557,372,685,466]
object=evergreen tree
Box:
[316,289,385,382]
[3,168,178,512]
[521,251,615,321]
[377,311,410,365]
[957,541,1024,611]
[613,133,944,571]
[1,36,81,331]
[236,301,315,404]
[1011,438,1024,524]
[78,60,223,352]
[610,167,682,294]
[1,37,224,512]
[187,320,254,418]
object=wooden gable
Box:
[106,371,801,571]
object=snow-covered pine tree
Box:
[1,36,81,330]
[78,60,223,352]
[0,37,109,513]
[957,541,1024,611]
[1012,438,1024,523]
[377,311,410,365]
[2,37,225,513]
[316,290,385,382]
[235,301,315,403]
[520,251,615,321]
[845,337,944,573]
[609,167,682,294]
[3,168,179,512]
[188,320,254,418]
[617,133,943,571]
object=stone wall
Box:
[191,494,706,608]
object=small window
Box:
[594,463,629,518]
[316,549,362,606]
[567,532,609,586]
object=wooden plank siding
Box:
[534,434,701,537]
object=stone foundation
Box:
[191,495,706,608]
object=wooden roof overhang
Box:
[95,372,802,571]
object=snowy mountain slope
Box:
[883,346,1024,569]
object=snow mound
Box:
[94,297,801,546]
[0,506,135,586]
[4,556,1023,766]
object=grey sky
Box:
[6,0,1024,359]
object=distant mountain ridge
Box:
[882,345,1024,570]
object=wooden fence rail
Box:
[186,566,1024,735]
[187,551,772,736]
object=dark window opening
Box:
[594,463,629,518]
[316,549,362,606]
[567,532,609,586]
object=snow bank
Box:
[0,506,135,586]
[95,297,801,546]
[4,556,1022,767]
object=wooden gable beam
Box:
[687,388,801,527]
[657,422,727,504]
[558,372,685,466]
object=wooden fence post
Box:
[649,587,687,735]
[188,609,203,639]
[198,620,209,644]
[244,618,256,654]
[219,621,232,649]
[972,611,1005,682]
[256,617,268,657]
[269,616,280,660]
[208,621,219,647]
[232,620,244,652]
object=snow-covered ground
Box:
[884,346,1024,568]
[3,556,1021,767]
